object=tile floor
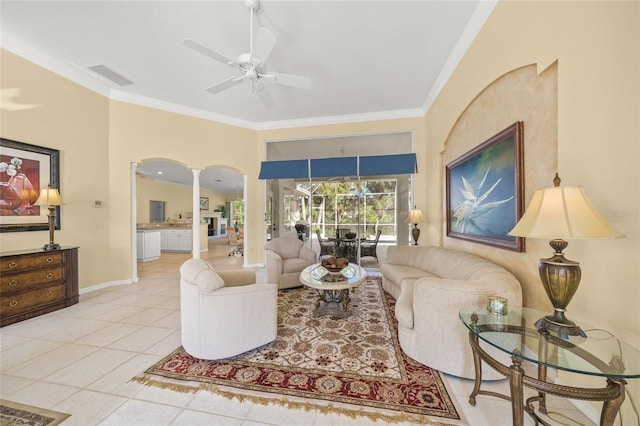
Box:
[0,240,596,425]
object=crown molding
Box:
[3,40,426,131]
[254,108,426,131]
[109,90,258,130]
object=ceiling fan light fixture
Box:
[182,0,311,108]
[246,69,259,81]
[245,0,260,12]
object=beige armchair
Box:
[180,259,277,360]
[264,237,316,289]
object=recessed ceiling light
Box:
[157,171,163,175]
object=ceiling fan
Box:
[183,0,311,109]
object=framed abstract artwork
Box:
[0,138,60,232]
[446,122,525,251]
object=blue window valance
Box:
[259,153,417,180]
[258,159,309,180]
[359,153,417,176]
[310,157,357,178]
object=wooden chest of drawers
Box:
[0,247,78,327]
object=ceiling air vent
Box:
[87,65,134,86]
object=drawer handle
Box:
[8,280,18,287]
[46,257,54,263]
[46,291,54,297]
[8,261,18,269]
[47,273,54,279]
[9,300,18,307]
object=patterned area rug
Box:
[133,277,461,424]
[0,399,70,426]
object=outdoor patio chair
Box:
[295,222,308,241]
[360,229,382,262]
[316,230,336,259]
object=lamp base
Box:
[535,311,586,339]
[43,243,61,251]
[411,226,421,245]
[536,239,585,340]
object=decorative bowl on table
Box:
[345,232,357,239]
[321,256,349,273]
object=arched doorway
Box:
[131,159,244,280]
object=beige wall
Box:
[425,1,639,418]
[135,175,226,223]
[0,50,113,288]
[426,0,639,347]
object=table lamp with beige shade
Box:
[509,174,623,339]
[35,184,63,251]
[405,207,425,245]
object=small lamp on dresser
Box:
[35,184,63,251]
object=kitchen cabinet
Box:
[160,229,192,252]
[136,230,161,262]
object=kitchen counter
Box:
[137,223,208,252]
[136,223,193,230]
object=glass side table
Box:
[459,304,640,426]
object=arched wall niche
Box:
[440,62,558,309]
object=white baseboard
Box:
[79,279,134,294]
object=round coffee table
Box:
[300,263,367,318]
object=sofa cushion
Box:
[380,264,436,288]
[395,280,416,329]
[283,257,312,274]
[180,259,224,293]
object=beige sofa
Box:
[381,245,522,380]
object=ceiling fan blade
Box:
[255,84,276,109]
[266,72,312,90]
[252,27,276,64]
[206,76,244,94]
[183,38,237,67]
